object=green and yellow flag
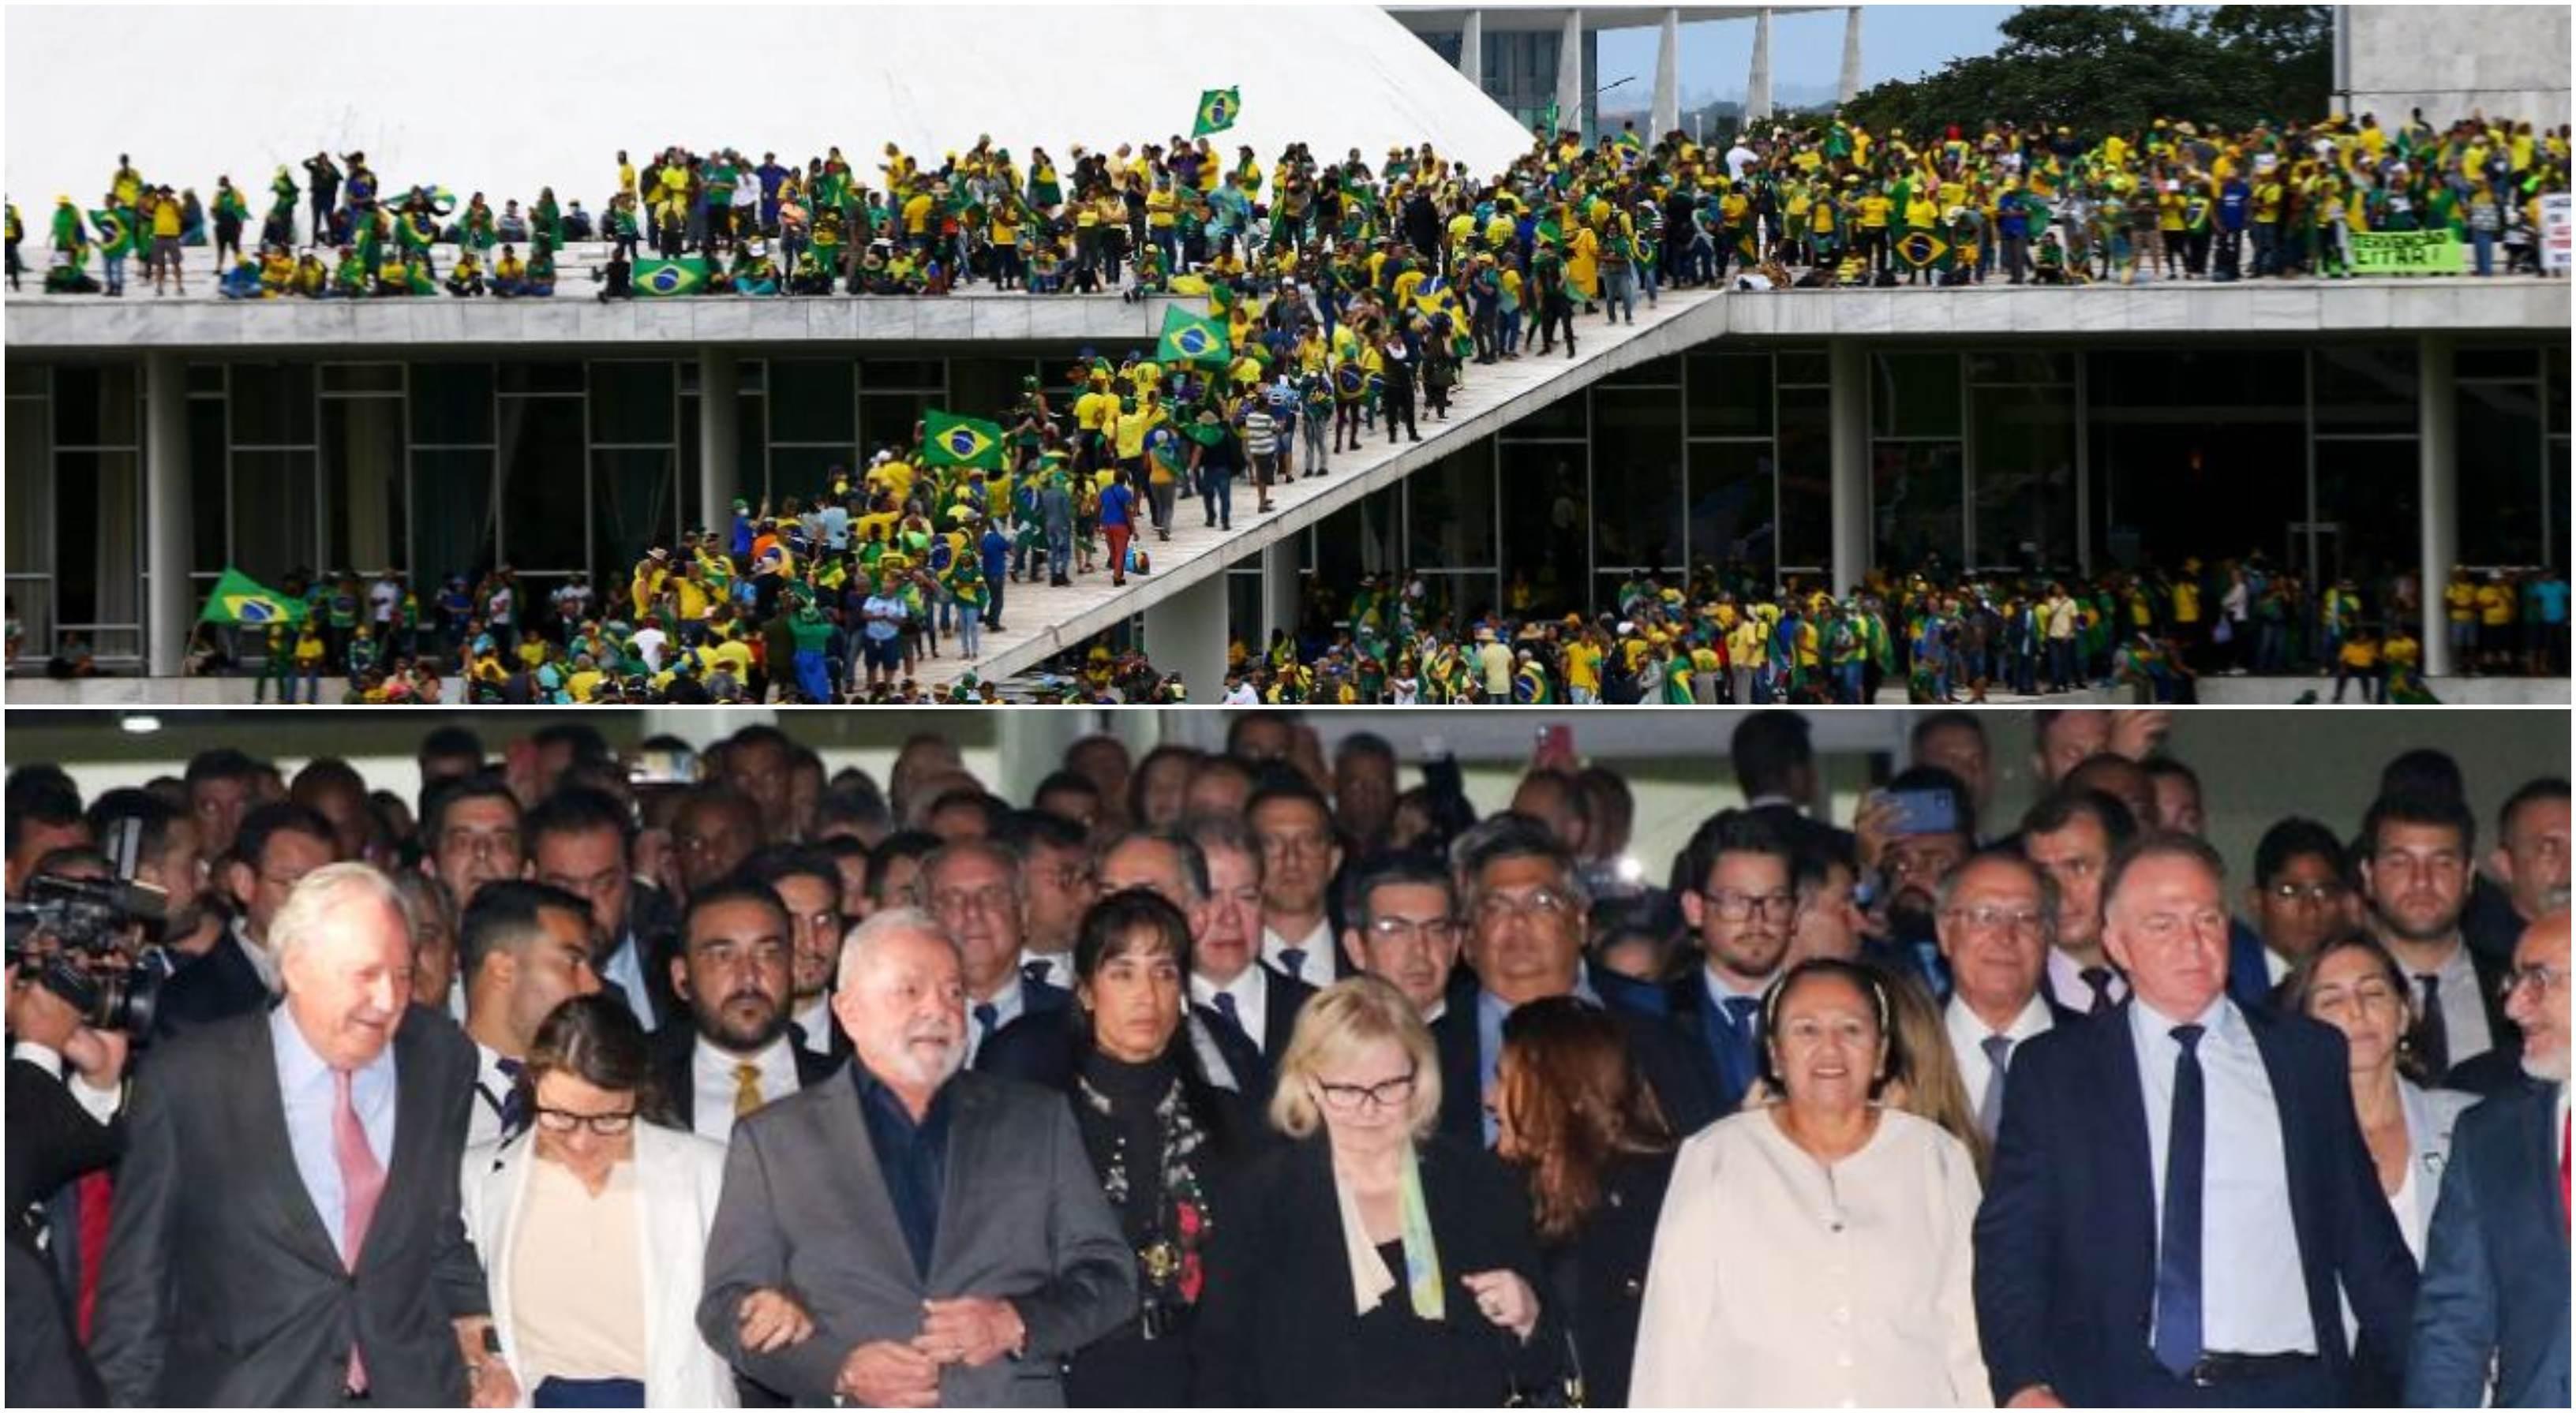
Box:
[1156,305,1232,367]
[88,208,135,260]
[1894,229,1950,272]
[634,256,710,297]
[1193,87,1241,139]
[924,410,1006,470]
[198,567,306,626]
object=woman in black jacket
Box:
[1190,977,1559,1407]
[1493,996,1681,1408]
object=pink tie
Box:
[333,1069,387,1392]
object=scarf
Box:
[1335,1144,1443,1321]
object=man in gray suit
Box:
[698,906,1133,1407]
[90,862,515,1408]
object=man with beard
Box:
[671,785,765,903]
[2360,791,2510,1086]
[2464,778,2571,963]
[421,775,523,912]
[998,811,1095,990]
[915,841,1069,1067]
[525,787,680,1030]
[737,846,851,1064]
[155,801,337,1037]
[653,879,839,1143]
[1670,810,1801,1113]
[457,881,600,1146]
[1855,764,1975,1001]
[721,725,799,845]
[2021,786,2140,1017]
[1331,733,1400,858]
[695,908,1133,1408]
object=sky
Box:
[1594,4,2024,110]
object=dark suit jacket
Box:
[148,928,272,1041]
[975,1001,1248,1096]
[89,1004,489,1407]
[5,1058,121,1217]
[1971,1000,2419,1407]
[650,1022,847,1132]
[1189,1134,1560,1407]
[1436,992,1717,1147]
[2428,944,2518,1087]
[7,1230,101,1408]
[1196,963,1315,1094]
[1543,1148,1676,1409]
[2406,1078,2570,1408]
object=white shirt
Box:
[468,1041,519,1149]
[1191,964,1272,1054]
[2046,948,2128,1015]
[791,995,835,1057]
[596,932,659,1032]
[1222,684,1258,705]
[9,1040,122,1123]
[1631,1107,1989,1407]
[232,915,284,996]
[964,974,1030,1066]
[1943,991,2057,1106]
[630,626,668,673]
[688,1035,799,1145]
[1261,919,1338,989]
[1018,948,1073,992]
[2127,996,2316,1356]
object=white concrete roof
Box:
[5,5,1536,226]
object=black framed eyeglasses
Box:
[533,1106,637,1136]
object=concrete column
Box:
[1746,9,1774,122]
[1459,9,1483,94]
[1652,9,1682,139]
[1556,9,1585,137]
[2418,333,2457,677]
[1260,539,1301,646]
[144,351,191,678]
[1142,573,1228,704]
[1828,339,1870,595]
[999,711,1098,792]
[698,348,740,529]
[1838,6,1865,104]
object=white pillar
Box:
[1143,573,1228,704]
[1652,9,1682,139]
[999,711,1098,790]
[1746,9,1774,122]
[1260,539,1301,647]
[1829,340,1870,595]
[2418,333,2457,677]
[698,348,740,529]
[1556,8,1585,137]
[1459,9,1483,94]
[1838,6,1865,104]
[144,351,191,678]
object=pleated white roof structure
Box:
[6,4,1538,220]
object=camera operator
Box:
[6,769,89,902]
[84,791,223,981]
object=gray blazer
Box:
[698,1065,1135,1407]
[89,1004,488,1407]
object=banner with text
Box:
[2349,230,2463,275]
[2543,193,2570,275]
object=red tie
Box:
[333,1070,388,1392]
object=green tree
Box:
[1838,5,2332,147]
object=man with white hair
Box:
[92,862,513,1407]
[698,908,1133,1407]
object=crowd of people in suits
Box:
[3,707,2567,1407]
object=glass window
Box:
[54,451,140,633]
[859,358,945,391]
[497,398,587,570]
[7,393,55,649]
[2311,346,2419,432]
[1687,441,1777,583]
[1870,353,1960,439]
[2313,439,2422,584]
[2458,380,2545,565]
[1777,387,1830,572]
[1776,350,1831,387]
[1310,491,1402,603]
[1226,571,1264,656]
[230,362,316,446]
[767,359,856,444]
[320,363,404,394]
[859,393,930,459]
[593,449,679,579]
[1413,571,1500,628]
[2087,349,2298,413]
[52,363,138,447]
[2547,345,2570,436]
[1971,387,2078,571]
[410,362,494,444]
[185,362,223,396]
[1601,353,1681,388]
[590,361,675,444]
[323,398,407,575]
[413,449,494,579]
[498,361,585,395]
[1870,442,1964,574]
[1967,351,2075,385]
[1500,391,1586,440]
[2455,346,2538,380]
[1498,440,1584,614]
[1593,388,1683,570]
[1688,353,1773,437]
[230,450,318,585]
[767,445,850,505]
[1410,442,1497,567]
[948,358,1038,425]
[186,398,228,574]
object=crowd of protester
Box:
[6,707,2569,1406]
[13,107,2564,301]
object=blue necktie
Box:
[1720,996,1763,1099]
[973,1002,998,1049]
[1276,947,1308,982]
[1209,991,1244,1035]
[495,1056,529,1140]
[2153,1023,2206,1379]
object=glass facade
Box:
[1410,24,1594,135]
[4,338,2565,667]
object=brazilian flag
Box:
[1333,362,1370,405]
[1894,229,1950,273]
[635,256,710,297]
[88,208,135,260]
[1193,87,1241,139]
[1156,305,1231,367]
[1205,278,1236,316]
[924,410,1006,470]
[198,567,306,626]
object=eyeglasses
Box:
[533,1105,636,1136]
[2501,963,2566,999]
[1366,916,1460,946]
[1702,889,1796,923]
[927,885,1016,919]
[2264,880,2349,906]
[1473,888,1574,925]
[1942,905,2046,936]
[441,829,521,858]
[1312,1067,1418,1113]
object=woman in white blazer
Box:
[458,995,741,1408]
